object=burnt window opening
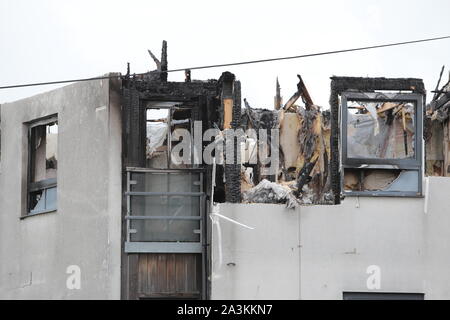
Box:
[346,100,416,159]
[340,92,423,197]
[145,101,196,169]
[27,115,58,216]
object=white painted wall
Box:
[0,76,122,299]
[211,177,450,300]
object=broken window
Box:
[123,100,204,253]
[145,101,195,169]
[346,100,416,159]
[341,92,423,196]
[27,115,58,215]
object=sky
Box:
[0,0,449,108]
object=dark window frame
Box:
[24,114,58,217]
[340,92,423,197]
[145,100,197,169]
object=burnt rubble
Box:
[240,76,333,208]
[425,66,450,176]
[122,41,445,209]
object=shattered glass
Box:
[347,101,415,159]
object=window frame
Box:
[124,167,205,253]
[24,114,58,217]
[340,92,423,197]
[145,100,196,169]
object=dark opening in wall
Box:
[26,115,58,216]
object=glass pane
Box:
[130,219,200,242]
[128,171,202,242]
[30,190,45,213]
[346,101,415,159]
[130,195,200,217]
[130,172,201,193]
[45,187,57,211]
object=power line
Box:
[0,75,114,90]
[1,35,449,90]
[166,35,450,72]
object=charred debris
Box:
[425,65,450,177]
[240,75,332,207]
[121,41,446,209]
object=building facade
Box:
[1,67,450,300]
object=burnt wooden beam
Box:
[433,65,445,100]
[297,74,314,109]
[431,91,450,111]
[185,69,191,82]
[294,161,316,197]
[274,77,282,110]
[147,49,162,71]
[330,76,426,94]
[283,84,301,111]
[283,74,314,111]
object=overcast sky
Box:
[1,0,449,108]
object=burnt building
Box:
[1,43,450,300]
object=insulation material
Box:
[284,105,331,204]
[347,104,415,160]
[240,167,254,192]
[279,111,301,169]
[343,169,414,192]
[343,169,391,191]
[146,122,168,159]
[343,170,359,191]
[242,179,300,209]
[362,170,399,191]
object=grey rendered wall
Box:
[211,177,450,300]
[0,75,122,299]
[211,204,300,299]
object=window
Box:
[341,92,423,197]
[26,115,58,216]
[124,168,204,253]
[145,101,195,169]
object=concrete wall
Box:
[0,75,122,299]
[211,177,450,300]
